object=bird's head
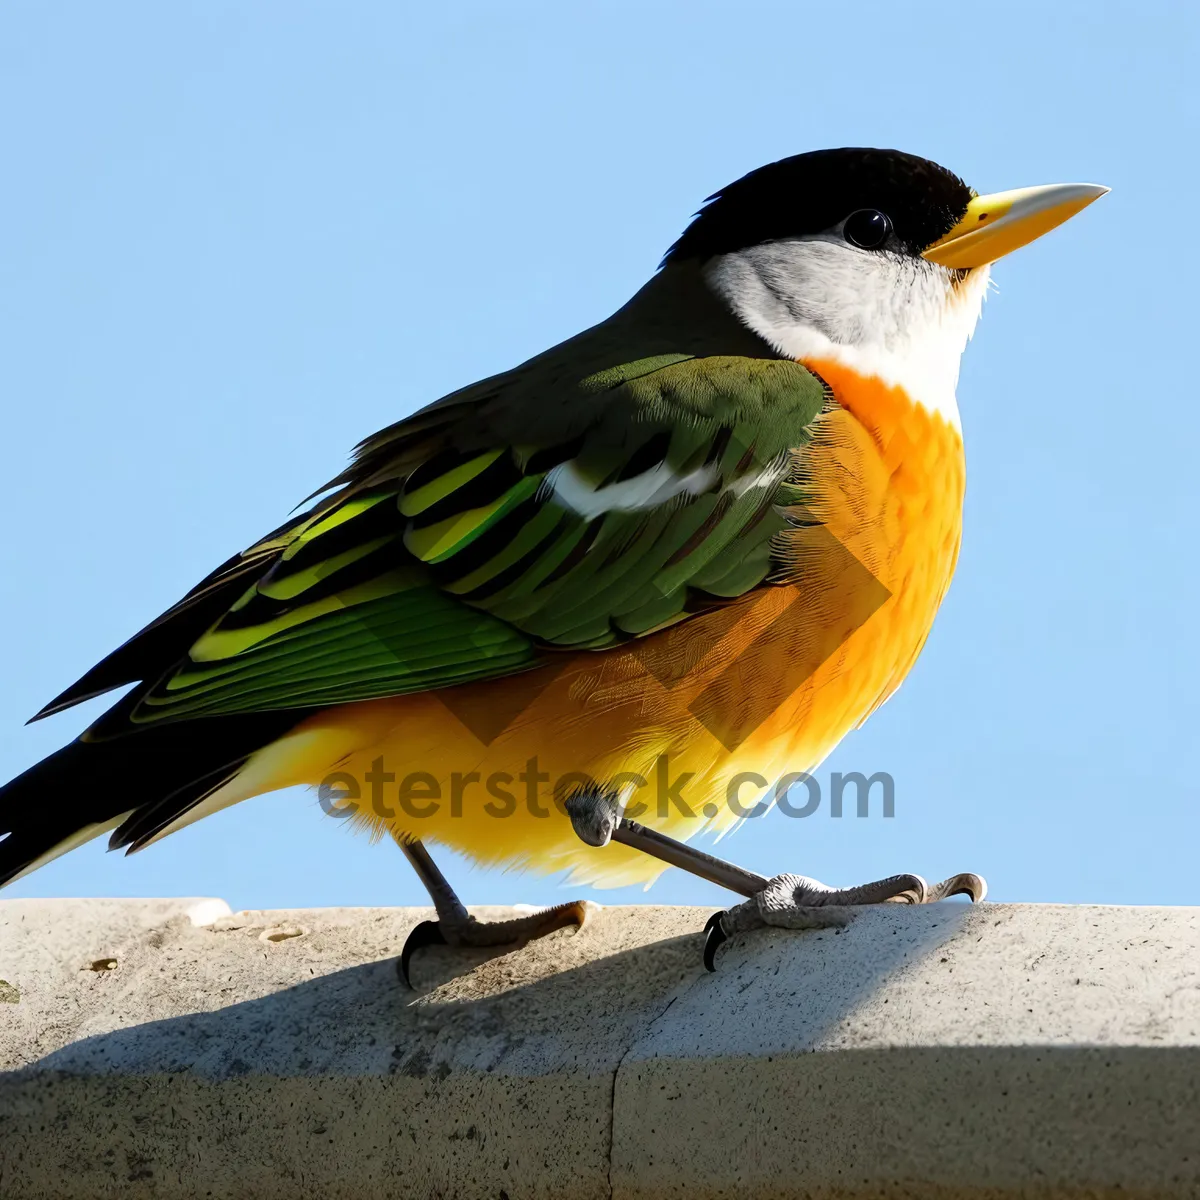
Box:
[663,148,1107,425]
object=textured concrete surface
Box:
[1,897,1198,1199]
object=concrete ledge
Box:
[1,898,1198,1198]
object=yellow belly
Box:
[250,362,966,887]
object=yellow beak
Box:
[923,182,1109,269]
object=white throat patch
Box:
[704,240,990,430]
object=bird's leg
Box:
[563,789,985,972]
[395,835,587,987]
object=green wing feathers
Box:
[58,353,830,731]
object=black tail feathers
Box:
[0,711,300,888]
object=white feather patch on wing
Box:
[728,461,789,498]
[545,460,720,519]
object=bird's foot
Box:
[399,900,590,987]
[702,870,986,970]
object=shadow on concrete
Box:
[10,902,979,1081]
[8,903,1199,1198]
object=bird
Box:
[0,148,1106,979]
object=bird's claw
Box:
[398,900,591,988]
[701,869,986,971]
[702,911,729,972]
[399,919,448,987]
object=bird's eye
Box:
[843,209,893,250]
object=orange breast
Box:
[793,357,966,723]
[272,363,966,886]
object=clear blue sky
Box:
[3,2,1197,913]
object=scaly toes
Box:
[927,872,987,903]
[399,900,591,988]
[702,868,987,971]
[702,902,851,971]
